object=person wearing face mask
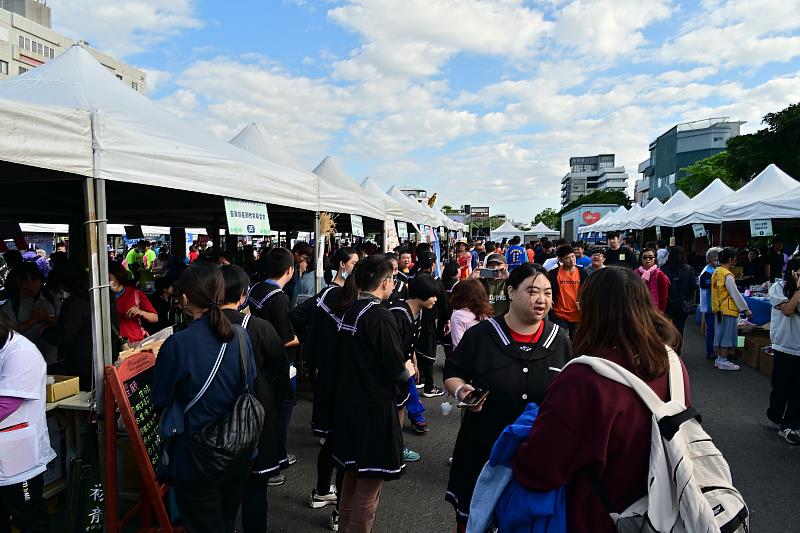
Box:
[0,263,57,364]
[443,263,572,531]
[108,262,158,345]
[332,255,415,533]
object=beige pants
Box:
[338,471,384,533]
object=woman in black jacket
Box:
[443,262,572,531]
[661,246,697,348]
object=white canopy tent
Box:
[491,220,525,241]
[528,222,560,237]
[309,155,387,221]
[706,164,800,222]
[722,184,800,220]
[387,185,440,227]
[0,45,320,212]
[361,178,419,224]
[622,198,663,231]
[636,191,690,230]
[592,206,628,232]
[614,204,642,230]
[578,209,615,234]
[651,179,734,228]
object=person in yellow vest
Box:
[711,248,752,371]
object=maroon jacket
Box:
[512,348,691,533]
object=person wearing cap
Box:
[586,248,606,275]
[473,253,509,316]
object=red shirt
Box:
[508,322,544,344]
[512,348,691,533]
[113,286,157,343]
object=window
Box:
[0,60,7,75]
[37,42,43,55]
[49,48,54,59]
[713,136,723,142]
[657,177,663,188]
[131,81,138,91]
[24,37,30,50]
[19,66,28,75]
[116,74,123,81]
[668,173,676,184]
[44,46,49,58]
[31,40,38,53]
[19,36,24,48]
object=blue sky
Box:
[48,0,800,223]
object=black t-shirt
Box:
[743,257,767,284]
[248,281,295,344]
[604,247,638,269]
[765,251,787,280]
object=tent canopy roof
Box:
[530,221,559,235]
[0,45,318,212]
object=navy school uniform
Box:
[443,316,572,523]
[152,316,257,480]
[386,299,421,407]
[332,296,410,480]
[222,309,290,474]
[248,279,296,344]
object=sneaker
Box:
[778,428,800,445]
[447,457,453,466]
[287,454,298,465]
[422,387,445,398]
[308,486,338,509]
[328,509,339,532]
[403,448,421,462]
[715,358,740,371]
[268,474,286,487]
[415,382,424,389]
[409,420,429,434]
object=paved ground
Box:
[265,322,800,532]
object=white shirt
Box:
[657,248,668,267]
[769,281,800,356]
[542,257,560,272]
[0,332,55,486]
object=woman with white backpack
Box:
[511,266,687,532]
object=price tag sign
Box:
[351,214,364,237]
[750,219,773,237]
[224,198,270,235]
[692,224,706,238]
[655,225,662,238]
[397,221,408,239]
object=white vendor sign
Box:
[224,198,270,235]
[750,219,773,237]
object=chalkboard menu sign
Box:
[104,352,174,533]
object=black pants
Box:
[549,313,577,341]
[173,460,251,533]
[0,473,48,533]
[241,474,269,533]
[768,349,800,430]
[315,437,344,504]
[418,355,435,392]
[666,309,689,353]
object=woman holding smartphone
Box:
[443,263,572,531]
[109,262,158,344]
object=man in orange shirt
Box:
[547,244,587,339]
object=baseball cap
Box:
[485,253,507,266]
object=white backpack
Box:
[567,350,749,533]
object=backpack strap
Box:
[564,348,685,418]
[185,341,228,413]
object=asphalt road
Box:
[265,322,800,532]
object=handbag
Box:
[185,323,265,477]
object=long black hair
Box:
[0,313,12,350]
[784,258,800,299]
[333,247,358,272]
[178,263,234,342]
[664,246,687,273]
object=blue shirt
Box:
[505,245,528,271]
[575,255,592,268]
[152,315,256,479]
[699,265,715,313]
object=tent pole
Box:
[719,222,724,247]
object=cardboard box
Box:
[759,351,774,379]
[743,337,770,369]
[46,375,79,403]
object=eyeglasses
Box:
[642,255,656,260]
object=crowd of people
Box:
[0,228,798,532]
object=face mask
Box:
[341,270,350,280]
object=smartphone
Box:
[478,268,500,279]
[458,389,489,408]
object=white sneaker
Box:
[308,485,338,509]
[715,358,740,371]
[778,428,800,445]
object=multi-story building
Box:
[400,188,429,203]
[560,154,628,208]
[633,177,650,206]
[639,118,744,201]
[0,0,146,93]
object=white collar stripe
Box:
[487,317,511,346]
[543,324,559,349]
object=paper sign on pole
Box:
[750,219,773,237]
[224,198,270,235]
[397,221,408,239]
[655,226,662,238]
[384,216,399,251]
[692,224,706,238]
[350,215,364,237]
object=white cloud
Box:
[328,0,551,78]
[553,0,671,59]
[49,0,202,58]
[139,68,172,93]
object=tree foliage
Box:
[559,190,632,216]
[679,101,800,196]
[533,208,560,230]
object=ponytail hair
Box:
[178,263,234,342]
[334,272,359,315]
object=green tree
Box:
[677,152,740,197]
[727,102,800,181]
[533,208,560,230]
